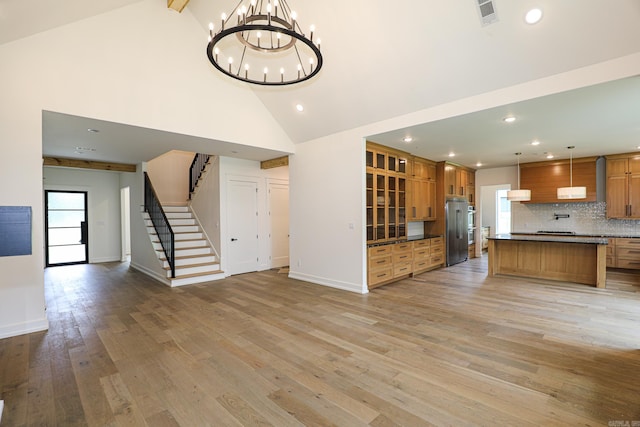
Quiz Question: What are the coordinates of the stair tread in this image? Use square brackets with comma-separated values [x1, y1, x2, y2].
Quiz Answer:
[170, 270, 224, 280]
[165, 261, 220, 271]
[160, 253, 215, 261]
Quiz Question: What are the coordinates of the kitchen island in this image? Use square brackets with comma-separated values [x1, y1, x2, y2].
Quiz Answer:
[487, 234, 608, 288]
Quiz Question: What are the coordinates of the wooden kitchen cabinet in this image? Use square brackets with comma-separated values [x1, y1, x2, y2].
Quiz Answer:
[366, 142, 407, 243]
[408, 156, 437, 221]
[609, 238, 640, 269]
[605, 154, 640, 218]
[441, 162, 475, 201]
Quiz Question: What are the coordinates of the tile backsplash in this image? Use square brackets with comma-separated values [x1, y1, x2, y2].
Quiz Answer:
[511, 202, 640, 236]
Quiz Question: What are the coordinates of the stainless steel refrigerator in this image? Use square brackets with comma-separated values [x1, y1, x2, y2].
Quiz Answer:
[445, 198, 469, 266]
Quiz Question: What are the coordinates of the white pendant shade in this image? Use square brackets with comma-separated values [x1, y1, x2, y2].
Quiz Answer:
[556, 146, 586, 200]
[507, 189, 531, 201]
[508, 152, 531, 202]
[557, 186, 587, 199]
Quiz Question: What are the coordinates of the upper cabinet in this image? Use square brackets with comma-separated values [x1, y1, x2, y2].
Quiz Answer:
[408, 157, 436, 221]
[519, 157, 598, 203]
[366, 143, 408, 243]
[441, 162, 476, 204]
[605, 154, 640, 218]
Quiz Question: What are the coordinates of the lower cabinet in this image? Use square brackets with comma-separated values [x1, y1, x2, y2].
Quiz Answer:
[367, 237, 444, 289]
[609, 238, 640, 269]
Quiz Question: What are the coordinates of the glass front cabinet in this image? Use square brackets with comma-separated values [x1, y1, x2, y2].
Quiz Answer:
[366, 143, 407, 243]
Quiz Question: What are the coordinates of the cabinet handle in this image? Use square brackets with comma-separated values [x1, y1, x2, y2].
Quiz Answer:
[377, 273, 387, 278]
[413, 206, 416, 217]
[428, 207, 432, 218]
[376, 260, 386, 264]
[461, 186, 464, 195]
[449, 185, 454, 194]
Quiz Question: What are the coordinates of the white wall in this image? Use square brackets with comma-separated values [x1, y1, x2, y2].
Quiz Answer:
[289, 135, 367, 293]
[190, 156, 222, 258]
[147, 150, 194, 205]
[0, 0, 294, 338]
[43, 167, 124, 263]
[218, 157, 289, 274]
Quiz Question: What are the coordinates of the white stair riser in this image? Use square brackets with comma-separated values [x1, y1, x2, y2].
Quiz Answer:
[163, 256, 217, 268]
[152, 241, 208, 251]
[175, 232, 204, 240]
[162, 206, 189, 213]
[146, 228, 203, 241]
[167, 264, 220, 278]
[165, 212, 193, 219]
[175, 247, 212, 257]
[168, 219, 197, 226]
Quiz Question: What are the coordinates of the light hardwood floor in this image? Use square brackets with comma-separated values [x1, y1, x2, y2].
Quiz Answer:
[1, 256, 640, 426]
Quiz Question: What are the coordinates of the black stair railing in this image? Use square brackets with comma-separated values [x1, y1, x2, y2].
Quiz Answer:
[144, 172, 175, 278]
[189, 153, 211, 198]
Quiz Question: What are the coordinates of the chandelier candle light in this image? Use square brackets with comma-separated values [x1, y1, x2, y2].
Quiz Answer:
[207, 0, 323, 86]
[507, 152, 531, 202]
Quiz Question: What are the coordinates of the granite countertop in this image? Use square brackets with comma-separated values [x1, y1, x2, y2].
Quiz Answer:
[490, 233, 608, 245]
[368, 235, 443, 248]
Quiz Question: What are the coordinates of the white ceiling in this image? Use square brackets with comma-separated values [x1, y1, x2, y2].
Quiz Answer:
[4, 0, 640, 167]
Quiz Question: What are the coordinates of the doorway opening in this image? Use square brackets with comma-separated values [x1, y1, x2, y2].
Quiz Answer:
[45, 190, 88, 266]
[496, 189, 511, 234]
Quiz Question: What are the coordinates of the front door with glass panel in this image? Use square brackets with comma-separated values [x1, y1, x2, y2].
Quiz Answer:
[45, 190, 88, 266]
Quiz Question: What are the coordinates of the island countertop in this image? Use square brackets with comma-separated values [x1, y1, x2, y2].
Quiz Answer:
[488, 234, 607, 288]
[490, 233, 608, 245]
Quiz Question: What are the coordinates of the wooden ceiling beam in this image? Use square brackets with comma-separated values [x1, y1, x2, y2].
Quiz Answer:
[261, 156, 289, 169]
[167, 0, 190, 13]
[43, 157, 137, 173]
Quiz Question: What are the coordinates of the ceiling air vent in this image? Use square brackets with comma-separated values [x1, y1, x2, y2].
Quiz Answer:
[476, 0, 499, 26]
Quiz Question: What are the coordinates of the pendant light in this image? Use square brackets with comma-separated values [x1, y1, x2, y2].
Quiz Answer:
[557, 146, 587, 199]
[507, 152, 531, 201]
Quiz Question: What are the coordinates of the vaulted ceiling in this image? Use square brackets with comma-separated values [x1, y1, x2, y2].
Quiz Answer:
[4, 0, 640, 168]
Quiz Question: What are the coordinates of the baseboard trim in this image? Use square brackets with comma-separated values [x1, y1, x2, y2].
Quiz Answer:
[90, 256, 122, 264]
[287, 271, 367, 294]
[129, 262, 170, 286]
[0, 316, 49, 340]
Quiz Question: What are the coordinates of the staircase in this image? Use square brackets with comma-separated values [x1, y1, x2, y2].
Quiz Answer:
[144, 205, 224, 287]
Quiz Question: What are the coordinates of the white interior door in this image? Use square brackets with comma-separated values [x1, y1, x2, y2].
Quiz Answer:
[268, 182, 289, 268]
[227, 179, 259, 275]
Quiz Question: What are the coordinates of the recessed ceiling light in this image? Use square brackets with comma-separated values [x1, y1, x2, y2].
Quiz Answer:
[448, 152, 455, 158]
[476, 162, 483, 168]
[503, 116, 516, 123]
[636, 146, 640, 150]
[546, 154, 554, 159]
[525, 8, 543, 25]
[296, 104, 304, 112]
[531, 140, 540, 146]
[87, 128, 99, 133]
[402, 136, 413, 143]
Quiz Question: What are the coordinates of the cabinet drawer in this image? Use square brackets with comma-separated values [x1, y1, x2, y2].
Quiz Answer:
[413, 240, 430, 248]
[394, 261, 413, 277]
[393, 252, 413, 263]
[368, 245, 392, 256]
[616, 238, 640, 248]
[607, 256, 615, 268]
[413, 248, 430, 259]
[606, 245, 615, 257]
[430, 244, 443, 255]
[369, 267, 393, 285]
[431, 254, 444, 265]
[369, 255, 392, 269]
[616, 247, 640, 258]
[393, 243, 413, 253]
[430, 237, 443, 246]
[413, 259, 430, 272]
[616, 258, 640, 270]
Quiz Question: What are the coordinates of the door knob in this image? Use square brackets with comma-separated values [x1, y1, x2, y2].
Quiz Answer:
[231, 238, 238, 241]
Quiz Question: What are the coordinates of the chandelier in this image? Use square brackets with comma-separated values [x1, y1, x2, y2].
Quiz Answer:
[206, 0, 323, 86]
